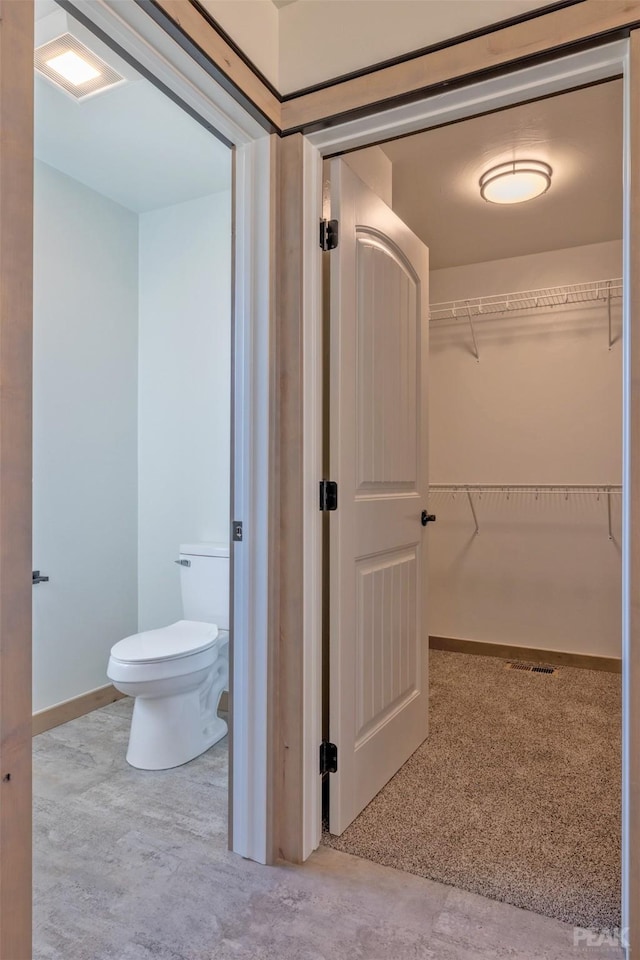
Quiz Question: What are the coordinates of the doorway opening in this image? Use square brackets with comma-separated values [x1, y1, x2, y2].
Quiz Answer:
[321, 78, 623, 933]
[32, 0, 235, 949]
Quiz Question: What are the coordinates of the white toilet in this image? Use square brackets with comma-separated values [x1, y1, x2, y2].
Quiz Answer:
[107, 543, 230, 770]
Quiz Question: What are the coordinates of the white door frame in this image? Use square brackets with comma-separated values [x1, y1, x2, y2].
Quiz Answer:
[71, 0, 274, 864]
[301, 38, 632, 930]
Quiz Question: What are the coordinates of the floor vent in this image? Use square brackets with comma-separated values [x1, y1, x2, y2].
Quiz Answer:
[506, 661, 558, 676]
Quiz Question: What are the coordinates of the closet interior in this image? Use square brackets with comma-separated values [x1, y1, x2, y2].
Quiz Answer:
[323, 78, 623, 931]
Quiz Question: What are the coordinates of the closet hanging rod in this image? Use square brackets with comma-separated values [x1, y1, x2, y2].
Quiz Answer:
[429, 484, 622, 539]
[430, 484, 622, 493]
[429, 278, 622, 323]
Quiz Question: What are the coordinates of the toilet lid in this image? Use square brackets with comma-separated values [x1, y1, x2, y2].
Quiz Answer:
[110, 620, 219, 664]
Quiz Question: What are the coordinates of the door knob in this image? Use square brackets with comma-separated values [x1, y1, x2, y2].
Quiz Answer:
[421, 511, 436, 526]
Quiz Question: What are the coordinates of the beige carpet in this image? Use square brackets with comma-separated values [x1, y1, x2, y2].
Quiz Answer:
[323, 650, 621, 929]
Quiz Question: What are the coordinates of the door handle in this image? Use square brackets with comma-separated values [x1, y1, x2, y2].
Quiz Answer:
[421, 511, 436, 526]
[32, 570, 50, 585]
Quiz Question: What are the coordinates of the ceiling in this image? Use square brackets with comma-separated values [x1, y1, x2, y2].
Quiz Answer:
[35, 2, 231, 213]
[381, 80, 623, 270]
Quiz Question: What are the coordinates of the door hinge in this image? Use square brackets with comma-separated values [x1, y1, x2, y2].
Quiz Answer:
[320, 741, 338, 775]
[232, 521, 243, 542]
[320, 218, 339, 251]
[319, 480, 338, 512]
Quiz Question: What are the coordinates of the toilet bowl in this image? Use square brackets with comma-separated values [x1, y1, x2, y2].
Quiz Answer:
[107, 542, 231, 770]
[108, 620, 229, 770]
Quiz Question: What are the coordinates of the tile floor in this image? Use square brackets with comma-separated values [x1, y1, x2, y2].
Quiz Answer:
[33, 698, 624, 960]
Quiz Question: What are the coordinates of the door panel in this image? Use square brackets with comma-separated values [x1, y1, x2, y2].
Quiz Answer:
[329, 159, 430, 836]
[356, 547, 418, 743]
[0, 2, 34, 957]
[356, 231, 418, 491]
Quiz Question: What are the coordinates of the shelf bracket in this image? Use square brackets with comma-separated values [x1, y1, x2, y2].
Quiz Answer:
[607, 487, 613, 541]
[466, 307, 480, 362]
[466, 488, 479, 535]
[608, 282, 613, 351]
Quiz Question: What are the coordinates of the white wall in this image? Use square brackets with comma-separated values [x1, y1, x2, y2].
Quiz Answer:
[344, 146, 392, 207]
[33, 161, 139, 712]
[138, 191, 232, 631]
[428, 240, 622, 657]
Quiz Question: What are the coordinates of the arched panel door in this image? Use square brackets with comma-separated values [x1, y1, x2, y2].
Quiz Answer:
[329, 159, 430, 835]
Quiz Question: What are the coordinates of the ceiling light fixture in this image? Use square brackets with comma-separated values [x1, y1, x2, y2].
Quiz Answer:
[479, 160, 552, 205]
[46, 50, 100, 87]
[35, 33, 125, 100]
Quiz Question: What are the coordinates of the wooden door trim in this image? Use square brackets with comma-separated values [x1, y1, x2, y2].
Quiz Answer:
[273, 133, 305, 861]
[271, 133, 323, 863]
[0, 1, 34, 957]
[278, 0, 584, 102]
[147, 0, 282, 131]
[146, 1, 640, 135]
[281, 0, 640, 131]
[626, 28, 640, 953]
[153, 0, 582, 117]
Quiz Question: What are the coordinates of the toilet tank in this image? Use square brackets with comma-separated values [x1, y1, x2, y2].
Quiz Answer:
[179, 542, 229, 629]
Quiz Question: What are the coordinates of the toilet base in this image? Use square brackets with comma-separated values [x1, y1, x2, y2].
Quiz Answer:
[125, 658, 228, 770]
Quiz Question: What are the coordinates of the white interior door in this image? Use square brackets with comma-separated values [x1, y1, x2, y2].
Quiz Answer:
[328, 159, 430, 836]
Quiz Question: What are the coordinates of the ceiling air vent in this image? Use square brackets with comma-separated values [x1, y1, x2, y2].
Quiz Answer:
[35, 33, 125, 101]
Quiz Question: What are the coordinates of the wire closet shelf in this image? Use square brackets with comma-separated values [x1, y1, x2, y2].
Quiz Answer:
[429, 483, 622, 540]
[428, 278, 622, 323]
[428, 278, 622, 360]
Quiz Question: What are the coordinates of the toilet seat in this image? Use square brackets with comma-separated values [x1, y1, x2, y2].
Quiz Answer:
[110, 620, 219, 665]
[106, 625, 229, 770]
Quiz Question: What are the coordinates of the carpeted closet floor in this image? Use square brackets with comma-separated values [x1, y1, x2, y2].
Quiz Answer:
[323, 649, 621, 930]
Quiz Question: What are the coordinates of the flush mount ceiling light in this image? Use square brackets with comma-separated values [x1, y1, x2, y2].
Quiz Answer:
[46, 50, 100, 86]
[479, 160, 552, 205]
[35, 33, 125, 101]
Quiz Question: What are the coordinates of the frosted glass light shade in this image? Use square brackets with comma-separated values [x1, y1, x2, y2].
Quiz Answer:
[479, 160, 552, 204]
[46, 51, 100, 86]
